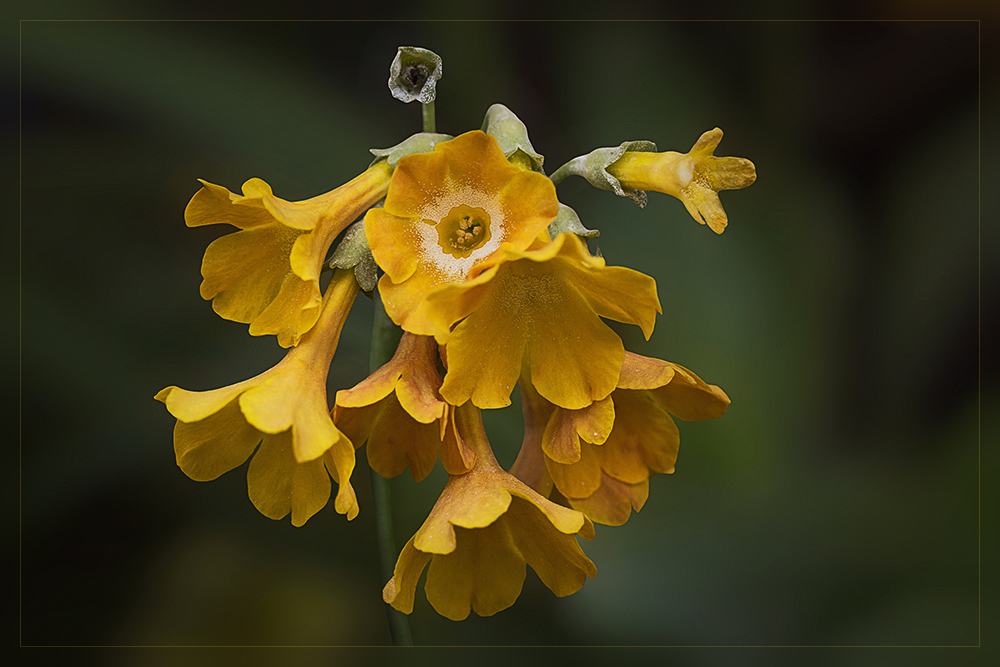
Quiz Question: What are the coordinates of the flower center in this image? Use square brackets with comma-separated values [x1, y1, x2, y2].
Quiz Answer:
[437, 205, 492, 258]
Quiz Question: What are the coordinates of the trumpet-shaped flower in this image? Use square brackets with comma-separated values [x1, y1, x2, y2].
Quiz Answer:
[155, 269, 362, 524]
[383, 403, 596, 621]
[512, 352, 730, 526]
[430, 232, 660, 411]
[334, 332, 474, 481]
[607, 128, 756, 234]
[365, 130, 559, 337]
[186, 162, 392, 347]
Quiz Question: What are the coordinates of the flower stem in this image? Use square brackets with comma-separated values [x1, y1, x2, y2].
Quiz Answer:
[549, 156, 583, 186]
[368, 290, 413, 647]
[422, 100, 436, 133]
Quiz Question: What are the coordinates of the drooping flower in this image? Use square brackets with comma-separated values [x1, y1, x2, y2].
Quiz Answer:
[511, 352, 730, 526]
[365, 130, 559, 337]
[383, 403, 596, 621]
[186, 161, 392, 347]
[607, 128, 756, 234]
[334, 332, 474, 480]
[155, 269, 362, 524]
[429, 232, 660, 411]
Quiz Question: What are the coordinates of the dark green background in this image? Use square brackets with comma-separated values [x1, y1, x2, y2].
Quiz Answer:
[20, 20, 988, 648]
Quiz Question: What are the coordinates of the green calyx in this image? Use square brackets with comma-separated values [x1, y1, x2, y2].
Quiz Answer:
[329, 219, 378, 292]
[548, 203, 599, 240]
[481, 104, 545, 173]
[550, 140, 657, 208]
[370, 132, 454, 167]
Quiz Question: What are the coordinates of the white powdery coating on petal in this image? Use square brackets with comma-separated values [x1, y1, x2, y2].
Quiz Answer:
[677, 159, 695, 188]
[414, 182, 509, 282]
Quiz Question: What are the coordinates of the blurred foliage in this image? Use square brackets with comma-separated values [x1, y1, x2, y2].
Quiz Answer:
[19, 20, 986, 649]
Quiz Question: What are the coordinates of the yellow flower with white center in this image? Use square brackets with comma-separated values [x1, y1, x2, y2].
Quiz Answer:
[607, 128, 756, 234]
[429, 232, 660, 411]
[364, 130, 559, 337]
[382, 403, 596, 621]
[155, 269, 362, 525]
[187, 162, 392, 347]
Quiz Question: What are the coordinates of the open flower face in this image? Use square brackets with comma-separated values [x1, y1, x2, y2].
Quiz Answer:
[155, 270, 362, 524]
[607, 128, 756, 234]
[430, 232, 661, 411]
[513, 352, 730, 526]
[365, 131, 559, 337]
[382, 403, 596, 621]
[187, 162, 391, 347]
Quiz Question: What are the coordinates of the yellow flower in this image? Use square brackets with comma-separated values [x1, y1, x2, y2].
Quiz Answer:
[365, 130, 559, 337]
[382, 403, 597, 621]
[334, 332, 475, 481]
[429, 232, 660, 410]
[511, 352, 730, 526]
[607, 128, 756, 234]
[154, 269, 362, 525]
[186, 161, 392, 347]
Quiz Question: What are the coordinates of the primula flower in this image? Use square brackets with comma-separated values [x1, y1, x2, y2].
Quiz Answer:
[383, 403, 597, 621]
[155, 269, 362, 524]
[334, 332, 474, 481]
[511, 352, 730, 526]
[607, 128, 756, 234]
[429, 232, 661, 411]
[365, 130, 559, 337]
[186, 162, 392, 347]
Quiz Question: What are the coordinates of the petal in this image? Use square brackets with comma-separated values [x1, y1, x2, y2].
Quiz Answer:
[364, 394, 441, 482]
[617, 351, 676, 391]
[650, 363, 731, 421]
[526, 283, 625, 409]
[569, 475, 649, 527]
[598, 390, 679, 483]
[439, 403, 476, 475]
[563, 261, 661, 343]
[424, 521, 526, 621]
[383, 536, 433, 614]
[365, 209, 422, 286]
[184, 179, 273, 230]
[156, 382, 252, 424]
[172, 397, 261, 481]
[338, 332, 443, 424]
[546, 442, 603, 500]
[325, 438, 359, 520]
[246, 271, 323, 348]
[681, 184, 728, 234]
[413, 468, 512, 555]
[506, 497, 597, 596]
[247, 430, 332, 527]
[541, 395, 615, 465]
[438, 278, 529, 408]
[198, 224, 299, 324]
[383, 148, 449, 218]
[689, 127, 723, 156]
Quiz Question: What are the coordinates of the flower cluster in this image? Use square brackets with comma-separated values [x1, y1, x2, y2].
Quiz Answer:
[157, 49, 754, 623]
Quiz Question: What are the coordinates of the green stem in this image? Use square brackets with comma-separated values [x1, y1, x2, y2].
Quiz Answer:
[422, 100, 436, 134]
[549, 156, 583, 186]
[368, 290, 412, 647]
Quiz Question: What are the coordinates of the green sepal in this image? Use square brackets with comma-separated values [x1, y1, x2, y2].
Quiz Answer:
[370, 132, 454, 167]
[481, 104, 545, 173]
[388, 47, 443, 104]
[329, 219, 378, 292]
[548, 203, 599, 240]
[555, 140, 657, 208]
